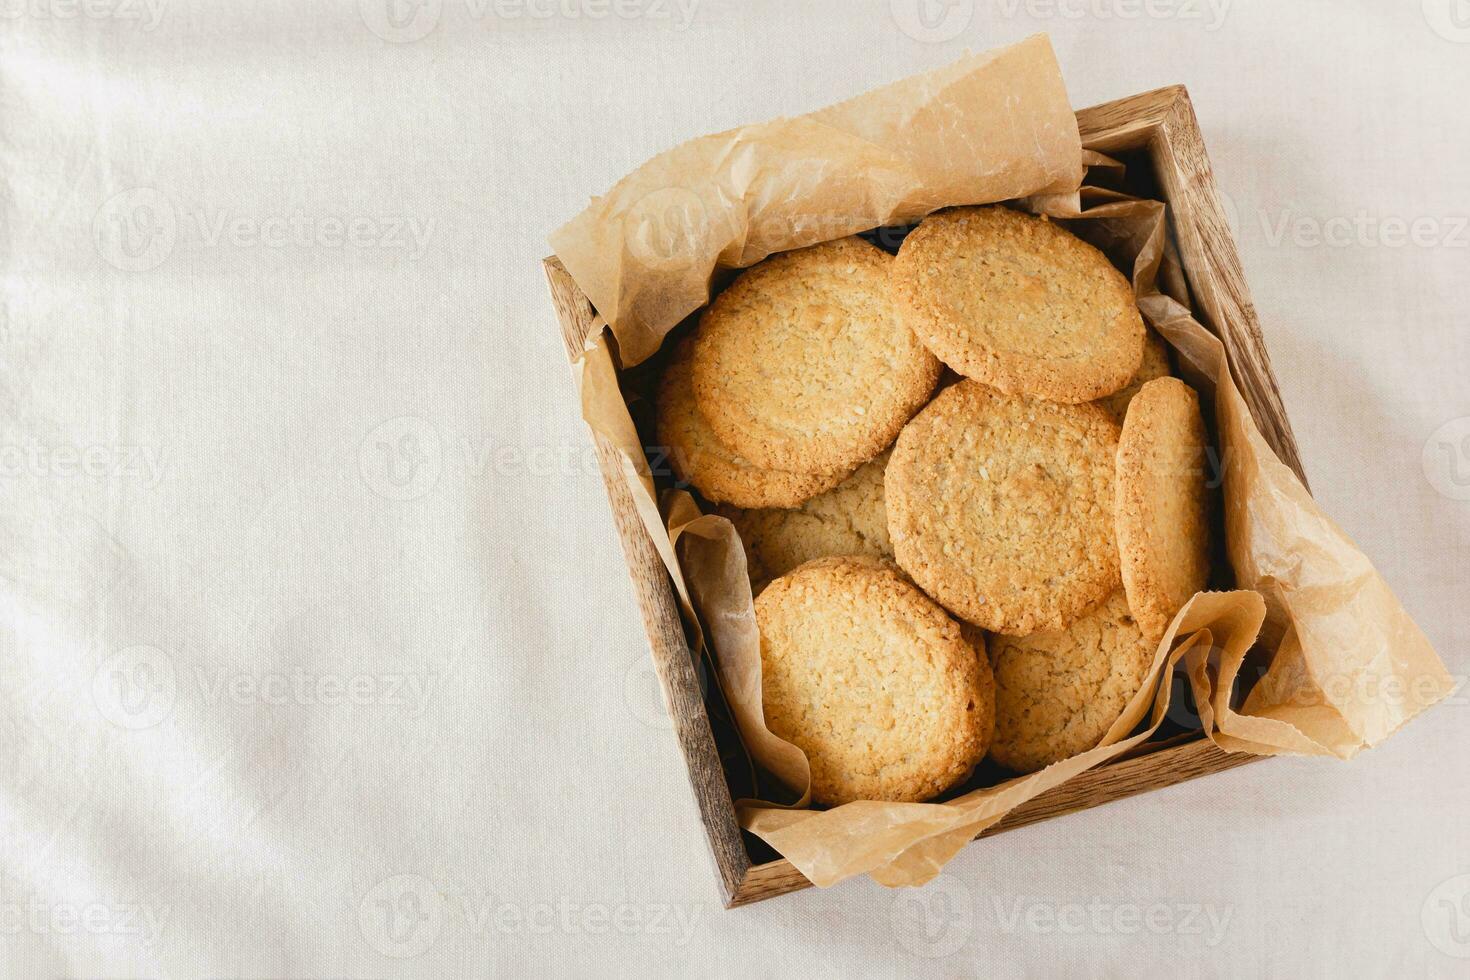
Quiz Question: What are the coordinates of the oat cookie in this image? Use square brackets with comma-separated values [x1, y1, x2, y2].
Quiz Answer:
[720, 451, 891, 592]
[989, 591, 1155, 774]
[886, 380, 1121, 635]
[892, 206, 1145, 403]
[1115, 377, 1212, 642]
[756, 556, 993, 805]
[691, 238, 941, 474]
[1096, 328, 1172, 423]
[655, 338, 848, 508]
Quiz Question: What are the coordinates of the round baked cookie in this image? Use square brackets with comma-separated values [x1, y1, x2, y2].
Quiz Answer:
[989, 591, 1155, 773]
[756, 556, 993, 805]
[891, 206, 1146, 404]
[886, 380, 1121, 636]
[655, 338, 848, 508]
[1096, 328, 1172, 423]
[720, 451, 891, 592]
[691, 237, 941, 474]
[1115, 377, 1212, 642]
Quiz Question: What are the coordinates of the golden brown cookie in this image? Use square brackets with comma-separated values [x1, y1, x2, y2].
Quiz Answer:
[887, 380, 1121, 636]
[691, 238, 941, 474]
[655, 338, 849, 508]
[720, 451, 891, 592]
[989, 591, 1155, 774]
[1096, 328, 1172, 423]
[1115, 377, 1212, 642]
[756, 556, 993, 805]
[891, 206, 1146, 404]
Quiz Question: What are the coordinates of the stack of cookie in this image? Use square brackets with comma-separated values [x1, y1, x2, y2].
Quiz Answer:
[655, 206, 1212, 806]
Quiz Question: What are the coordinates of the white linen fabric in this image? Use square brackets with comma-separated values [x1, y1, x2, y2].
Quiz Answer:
[1, 1, 1467, 975]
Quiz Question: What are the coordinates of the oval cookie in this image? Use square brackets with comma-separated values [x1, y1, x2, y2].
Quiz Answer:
[989, 591, 1155, 773]
[720, 451, 891, 593]
[655, 338, 848, 508]
[886, 380, 1121, 635]
[1096, 328, 1172, 423]
[892, 206, 1145, 404]
[691, 238, 941, 474]
[1115, 376, 1212, 642]
[756, 557, 993, 805]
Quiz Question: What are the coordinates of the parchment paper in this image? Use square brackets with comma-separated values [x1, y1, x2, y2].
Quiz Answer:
[550, 34, 1083, 367]
[558, 36, 1454, 890]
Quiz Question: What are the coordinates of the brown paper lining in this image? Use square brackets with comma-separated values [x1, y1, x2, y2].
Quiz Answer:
[551, 34, 1083, 368]
[559, 36, 1454, 890]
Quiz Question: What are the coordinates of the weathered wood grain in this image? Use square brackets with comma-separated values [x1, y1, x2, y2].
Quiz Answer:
[545, 258, 752, 906]
[1147, 90, 1308, 484]
[1073, 85, 1181, 155]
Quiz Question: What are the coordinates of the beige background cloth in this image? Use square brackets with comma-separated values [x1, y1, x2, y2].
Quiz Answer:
[1, 1, 1466, 975]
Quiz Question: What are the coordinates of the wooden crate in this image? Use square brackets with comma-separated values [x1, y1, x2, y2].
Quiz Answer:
[544, 85, 1307, 908]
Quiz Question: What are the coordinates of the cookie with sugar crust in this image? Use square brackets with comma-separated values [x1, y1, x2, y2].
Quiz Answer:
[886, 380, 1122, 636]
[655, 337, 849, 508]
[1114, 376, 1212, 642]
[719, 450, 892, 594]
[892, 205, 1145, 404]
[1096, 328, 1173, 424]
[691, 237, 941, 475]
[755, 556, 993, 806]
[989, 590, 1155, 774]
